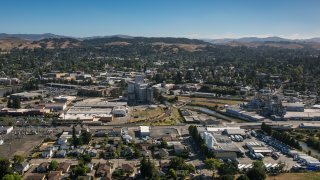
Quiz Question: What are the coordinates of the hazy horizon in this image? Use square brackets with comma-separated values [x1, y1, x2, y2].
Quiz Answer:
[1, 0, 320, 39]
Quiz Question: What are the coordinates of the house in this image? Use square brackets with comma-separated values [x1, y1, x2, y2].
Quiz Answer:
[77, 176, 92, 180]
[174, 144, 187, 155]
[55, 150, 67, 158]
[37, 162, 49, 173]
[42, 149, 53, 158]
[59, 144, 70, 150]
[57, 137, 68, 145]
[121, 163, 135, 176]
[86, 163, 94, 172]
[158, 148, 169, 159]
[105, 145, 116, 158]
[96, 163, 112, 178]
[87, 149, 98, 157]
[69, 148, 84, 157]
[48, 171, 62, 180]
[14, 161, 30, 174]
[58, 162, 71, 174]
[25, 173, 46, 180]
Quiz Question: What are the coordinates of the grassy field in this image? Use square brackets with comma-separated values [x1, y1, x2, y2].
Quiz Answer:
[179, 96, 245, 109]
[144, 106, 183, 126]
[267, 173, 320, 180]
[130, 106, 164, 123]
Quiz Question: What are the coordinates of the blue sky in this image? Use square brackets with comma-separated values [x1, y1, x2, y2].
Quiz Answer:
[0, 0, 319, 39]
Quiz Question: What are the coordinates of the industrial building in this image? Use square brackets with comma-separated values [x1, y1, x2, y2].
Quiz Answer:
[77, 86, 110, 97]
[127, 75, 154, 105]
[201, 131, 245, 156]
[10, 92, 43, 101]
[53, 95, 76, 103]
[226, 108, 265, 121]
[282, 102, 305, 112]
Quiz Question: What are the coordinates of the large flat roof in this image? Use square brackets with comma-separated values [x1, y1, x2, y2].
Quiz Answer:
[140, 126, 150, 133]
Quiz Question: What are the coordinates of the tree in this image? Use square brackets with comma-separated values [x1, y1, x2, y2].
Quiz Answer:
[0, 158, 12, 179]
[204, 158, 221, 177]
[160, 140, 168, 148]
[237, 175, 250, 180]
[73, 165, 86, 177]
[80, 131, 92, 145]
[220, 175, 235, 180]
[246, 161, 266, 180]
[217, 162, 238, 176]
[79, 154, 92, 164]
[2, 174, 22, 180]
[72, 126, 79, 148]
[11, 97, 21, 109]
[49, 160, 59, 171]
[168, 168, 177, 179]
[13, 155, 24, 164]
[7, 99, 12, 108]
[140, 157, 158, 179]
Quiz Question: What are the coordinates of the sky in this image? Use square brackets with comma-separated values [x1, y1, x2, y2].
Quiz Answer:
[0, 0, 320, 39]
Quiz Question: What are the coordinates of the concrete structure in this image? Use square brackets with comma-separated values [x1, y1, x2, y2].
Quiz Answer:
[127, 74, 154, 105]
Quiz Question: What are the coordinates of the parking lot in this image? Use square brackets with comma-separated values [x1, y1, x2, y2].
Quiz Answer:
[233, 133, 297, 171]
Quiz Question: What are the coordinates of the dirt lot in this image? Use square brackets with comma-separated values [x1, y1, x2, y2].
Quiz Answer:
[0, 135, 44, 159]
[266, 173, 320, 180]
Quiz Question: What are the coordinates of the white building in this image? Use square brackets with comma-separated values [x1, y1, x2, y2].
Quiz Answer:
[140, 126, 150, 138]
[0, 126, 13, 134]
